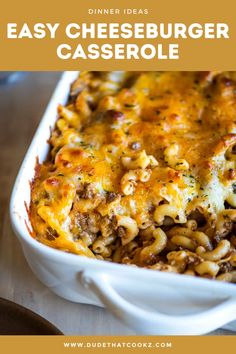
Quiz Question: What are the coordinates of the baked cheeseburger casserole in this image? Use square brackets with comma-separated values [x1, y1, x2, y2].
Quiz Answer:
[30, 71, 236, 282]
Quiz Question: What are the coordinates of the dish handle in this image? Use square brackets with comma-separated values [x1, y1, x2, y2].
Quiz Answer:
[81, 270, 236, 335]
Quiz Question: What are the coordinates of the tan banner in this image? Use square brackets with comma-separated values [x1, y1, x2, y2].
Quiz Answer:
[0, 336, 236, 354]
[0, 0, 236, 70]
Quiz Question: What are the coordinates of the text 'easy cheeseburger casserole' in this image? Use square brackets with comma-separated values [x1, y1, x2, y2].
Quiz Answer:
[30, 71, 236, 283]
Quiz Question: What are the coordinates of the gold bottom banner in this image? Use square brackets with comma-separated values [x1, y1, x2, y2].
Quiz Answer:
[0, 336, 235, 354]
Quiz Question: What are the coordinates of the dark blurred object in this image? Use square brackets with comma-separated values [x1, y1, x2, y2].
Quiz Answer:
[0, 297, 63, 335]
[0, 72, 26, 85]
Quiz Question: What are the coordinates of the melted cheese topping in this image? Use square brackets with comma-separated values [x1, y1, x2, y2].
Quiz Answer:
[30, 71, 236, 281]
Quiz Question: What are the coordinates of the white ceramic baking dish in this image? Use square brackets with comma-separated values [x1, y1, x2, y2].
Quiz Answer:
[10, 71, 236, 335]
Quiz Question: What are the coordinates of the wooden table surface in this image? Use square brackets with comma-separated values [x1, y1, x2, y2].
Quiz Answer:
[0, 72, 233, 335]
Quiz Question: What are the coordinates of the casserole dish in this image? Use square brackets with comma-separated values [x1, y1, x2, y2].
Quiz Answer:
[10, 71, 236, 335]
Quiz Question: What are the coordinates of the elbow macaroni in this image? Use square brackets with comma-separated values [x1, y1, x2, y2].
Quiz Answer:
[140, 228, 167, 263]
[164, 143, 189, 171]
